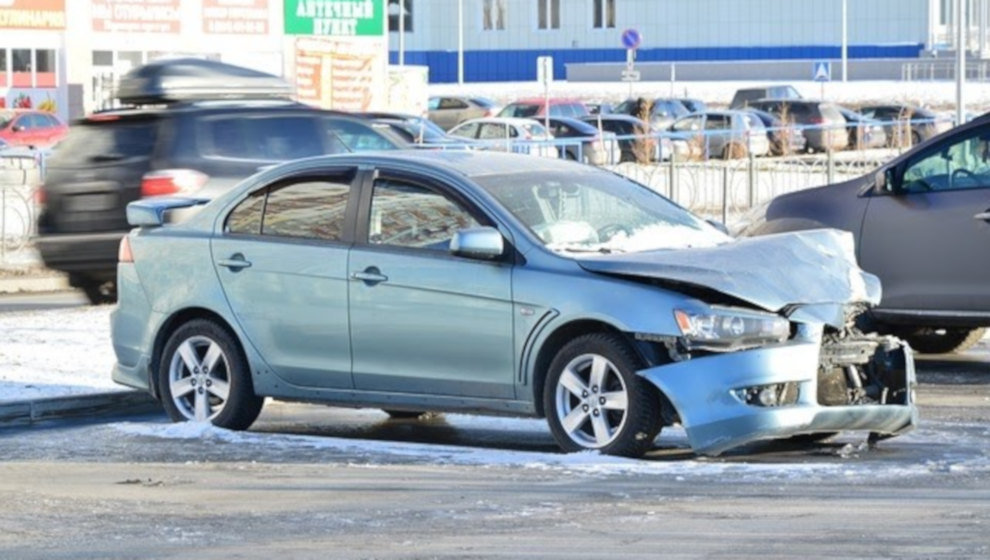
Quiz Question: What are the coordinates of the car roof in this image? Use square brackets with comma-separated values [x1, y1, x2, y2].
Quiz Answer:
[287, 150, 585, 180]
[456, 117, 545, 126]
[508, 98, 585, 105]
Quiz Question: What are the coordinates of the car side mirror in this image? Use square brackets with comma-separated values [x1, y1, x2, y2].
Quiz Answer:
[450, 227, 504, 260]
[12, 125, 25, 133]
[877, 168, 896, 194]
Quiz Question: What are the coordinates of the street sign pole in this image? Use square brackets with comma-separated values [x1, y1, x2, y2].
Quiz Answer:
[620, 29, 642, 98]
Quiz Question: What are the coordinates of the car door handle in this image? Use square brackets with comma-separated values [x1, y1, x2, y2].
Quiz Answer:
[217, 254, 252, 270]
[351, 267, 388, 285]
[974, 211, 990, 221]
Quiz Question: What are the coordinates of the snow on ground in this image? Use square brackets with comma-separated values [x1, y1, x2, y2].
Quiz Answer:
[429, 79, 990, 114]
[0, 305, 120, 402]
[111, 416, 990, 480]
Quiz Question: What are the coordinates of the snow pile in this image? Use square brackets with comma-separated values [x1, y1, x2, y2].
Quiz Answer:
[0, 305, 120, 402]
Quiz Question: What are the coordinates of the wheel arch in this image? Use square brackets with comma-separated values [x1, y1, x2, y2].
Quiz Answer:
[148, 307, 243, 400]
[530, 318, 670, 418]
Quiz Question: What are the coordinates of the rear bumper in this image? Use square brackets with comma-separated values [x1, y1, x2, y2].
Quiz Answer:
[35, 231, 124, 278]
[639, 339, 918, 456]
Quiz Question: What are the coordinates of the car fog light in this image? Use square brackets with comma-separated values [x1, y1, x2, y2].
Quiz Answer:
[733, 382, 800, 407]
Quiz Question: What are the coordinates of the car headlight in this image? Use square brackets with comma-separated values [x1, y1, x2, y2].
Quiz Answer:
[674, 308, 790, 352]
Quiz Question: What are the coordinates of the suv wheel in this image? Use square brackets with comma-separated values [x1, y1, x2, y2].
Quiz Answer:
[71, 275, 117, 305]
[897, 327, 985, 355]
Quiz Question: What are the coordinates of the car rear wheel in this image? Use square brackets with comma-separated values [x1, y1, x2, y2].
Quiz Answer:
[544, 333, 662, 458]
[897, 327, 986, 355]
[158, 319, 263, 430]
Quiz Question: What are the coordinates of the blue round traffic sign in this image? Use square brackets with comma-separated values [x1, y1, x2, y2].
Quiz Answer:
[621, 28, 641, 50]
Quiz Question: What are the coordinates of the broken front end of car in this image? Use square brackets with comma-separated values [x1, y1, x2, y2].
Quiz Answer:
[586, 230, 919, 455]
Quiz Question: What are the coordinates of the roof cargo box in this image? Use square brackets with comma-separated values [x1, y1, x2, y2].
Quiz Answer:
[116, 58, 294, 105]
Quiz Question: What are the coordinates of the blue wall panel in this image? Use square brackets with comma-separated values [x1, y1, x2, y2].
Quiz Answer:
[390, 44, 923, 83]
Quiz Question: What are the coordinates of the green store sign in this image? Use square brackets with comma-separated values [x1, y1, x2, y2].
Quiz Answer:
[285, 0, 384, 37]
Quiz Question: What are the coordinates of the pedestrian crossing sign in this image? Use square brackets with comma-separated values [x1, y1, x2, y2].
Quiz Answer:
[813, 61, 831, 82]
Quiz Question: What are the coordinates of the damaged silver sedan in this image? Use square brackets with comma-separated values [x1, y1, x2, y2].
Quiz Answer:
[111, 151, 917, 458]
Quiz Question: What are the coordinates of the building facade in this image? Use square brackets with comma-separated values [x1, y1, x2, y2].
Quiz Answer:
[387, 0, 988, 82]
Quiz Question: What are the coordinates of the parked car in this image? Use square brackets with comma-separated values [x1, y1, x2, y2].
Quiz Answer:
[35, 58, 403, 305]
[357, 111, 476, 149]
[586, 101, 614, 115]
[0, 109, 68, 148]
[427, 96, 500, 130]
[498, 98, 590, 119]
[579, 114, 672, 162]
[746, 99, 849, 152]
[667, 110, 771, 159]
[737, 112, 990, 354]
[676, 98, 707, 113]
[857, 104, 952, 147]
[544, 116, 620, 165]
[745, 108, 808, 155]
[613, 97, 689, 130]
[837, 106, 888, 150]
[729, 85, 802, 109]
[448, 117, 558, 158]
[111, 150, 917, 458]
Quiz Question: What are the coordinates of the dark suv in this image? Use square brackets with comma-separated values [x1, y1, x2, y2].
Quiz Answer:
[738, 113, 990, 354]
[35, 59, 402, 303]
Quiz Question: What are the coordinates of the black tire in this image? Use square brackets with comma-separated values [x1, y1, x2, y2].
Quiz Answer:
[72, 275, 116, 305]
[899, 327, 985, 355]
[543, 333, 662, 458]
[382, 409, 425, 419]
[158, 319, 263, 430]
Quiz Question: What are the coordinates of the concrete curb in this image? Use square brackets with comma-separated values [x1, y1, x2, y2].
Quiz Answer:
[0, 391, 160, 427]
[0, 274, 71, 295]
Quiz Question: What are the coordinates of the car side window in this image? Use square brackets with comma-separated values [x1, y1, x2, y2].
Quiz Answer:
[673, 116, 701, 132]
[225, 174, 353, 240]
[478, 123, 507, 139]
[705, 115, 729, 130]
[449, 122, 479, 138]
[368, 178, 480, 251]
[428, 97, 440, 110]
[901, 133, 990, 193]
[326, 118, 397, 152]
[201, 115, 324, 161]
[439, 98, 468, 110]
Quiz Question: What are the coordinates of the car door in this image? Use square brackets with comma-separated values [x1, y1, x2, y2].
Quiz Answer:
[348, 171, 516, 399]
[212, 167, 358, 389]
[860, 128, 990, 313]
[437, 97, 469, 130]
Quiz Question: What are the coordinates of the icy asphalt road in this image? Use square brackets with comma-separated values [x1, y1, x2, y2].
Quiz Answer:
[0, 304, 988, 558]
[0, 371, 988, 559]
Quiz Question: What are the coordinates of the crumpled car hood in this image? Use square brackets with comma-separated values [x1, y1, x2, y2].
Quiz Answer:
[577, 229, 881, 313]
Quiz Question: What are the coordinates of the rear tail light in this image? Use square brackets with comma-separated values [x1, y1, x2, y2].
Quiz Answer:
[810, 117, 825, 125]
[140, 169, 208, 198]
[483, 108, 496, 118]
[118, 236, 133, 263]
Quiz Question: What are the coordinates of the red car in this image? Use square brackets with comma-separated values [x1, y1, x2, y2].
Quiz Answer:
[0, 109, 68, 148]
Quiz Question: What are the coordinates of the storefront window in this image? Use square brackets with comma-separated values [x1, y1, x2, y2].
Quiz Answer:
[36, 49, 56, 87]
[483, 0, 506, 31]
[537, 0, 560, 30]
[0, 49, 7, 87]
[12, 49, 31, 87]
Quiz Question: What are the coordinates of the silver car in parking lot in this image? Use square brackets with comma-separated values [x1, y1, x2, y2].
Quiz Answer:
[111, 152, 917, 457]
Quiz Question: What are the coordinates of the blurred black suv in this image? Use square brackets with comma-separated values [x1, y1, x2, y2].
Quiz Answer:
[36, 59, 401, 303]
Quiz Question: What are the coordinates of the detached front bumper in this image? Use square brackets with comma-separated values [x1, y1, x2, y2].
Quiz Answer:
[638, 338, 918, 456]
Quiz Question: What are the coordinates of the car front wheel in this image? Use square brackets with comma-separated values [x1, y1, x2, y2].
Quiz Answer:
[544, 333, 662, 458]
[158, 319, 263, 430]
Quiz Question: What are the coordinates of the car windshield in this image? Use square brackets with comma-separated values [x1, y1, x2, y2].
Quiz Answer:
[475, 169, 730, 253]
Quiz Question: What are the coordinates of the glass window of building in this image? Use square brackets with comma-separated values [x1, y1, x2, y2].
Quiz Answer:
[538, 0, 560, 30]
[388, 0, 413, 32]
[483, 0, 506, 30]
[594, 0, 616, 29]
[36, 49, 56, 87]
[0, 49, 7, 87]
[12, 49, 31, 87]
